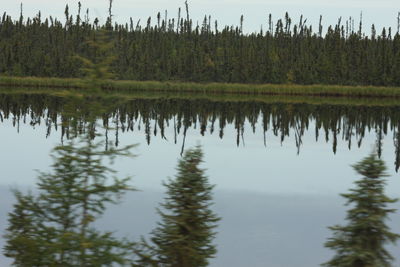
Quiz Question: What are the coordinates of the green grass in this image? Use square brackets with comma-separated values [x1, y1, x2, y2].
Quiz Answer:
[2, 87, 400, 108]
[2, 75, 400, 98]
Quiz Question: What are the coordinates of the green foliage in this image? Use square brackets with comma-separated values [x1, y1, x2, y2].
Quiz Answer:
[1, 4, 400, 86]
[137, 146, 220, 266]
[3, 191, 50, 266]
[3, 130, 136, 266]
[323, 153, 400, 267]
[4, 76, 400, 98]
[75, 29, 116, 83]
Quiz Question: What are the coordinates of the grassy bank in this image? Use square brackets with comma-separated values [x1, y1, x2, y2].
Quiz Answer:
[2, 76, 400, 98]
[2, 87, 400, 108]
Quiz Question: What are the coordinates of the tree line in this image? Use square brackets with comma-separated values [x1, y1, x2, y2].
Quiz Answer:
[1, 3, 400, 85]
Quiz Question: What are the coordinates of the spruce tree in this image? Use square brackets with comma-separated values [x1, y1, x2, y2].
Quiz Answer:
[3, 130, 136, 266]
[75, 28, 116, 84]
[143, 146, 220, 267]
[3, 191, 50, 267]
[323, 153, 400, 267]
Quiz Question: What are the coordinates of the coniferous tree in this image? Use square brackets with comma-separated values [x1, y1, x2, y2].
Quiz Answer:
[323, 153, 400, 267]
[3, 190, 49, 266]
[3, 130, 136, 266]
[138, 146, 219, 267]
[75, 28, 116, 84]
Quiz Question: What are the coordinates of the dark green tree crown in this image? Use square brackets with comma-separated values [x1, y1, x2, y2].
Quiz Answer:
[323, 152, 400, 267]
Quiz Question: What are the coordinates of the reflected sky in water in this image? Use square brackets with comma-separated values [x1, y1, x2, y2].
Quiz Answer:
[1, 95, 400, 266]
[1, 110, 400, 196]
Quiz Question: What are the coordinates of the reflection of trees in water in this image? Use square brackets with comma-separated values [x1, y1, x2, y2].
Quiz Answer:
[1, 94, 400, 170]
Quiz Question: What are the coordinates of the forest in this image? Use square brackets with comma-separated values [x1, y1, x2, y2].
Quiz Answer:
[1, 2, 400, 86]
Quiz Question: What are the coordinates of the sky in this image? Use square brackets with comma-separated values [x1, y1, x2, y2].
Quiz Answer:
[2, 0, 400, 34]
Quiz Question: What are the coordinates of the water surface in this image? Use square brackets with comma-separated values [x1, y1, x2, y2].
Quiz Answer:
[1, 92, 400, 266]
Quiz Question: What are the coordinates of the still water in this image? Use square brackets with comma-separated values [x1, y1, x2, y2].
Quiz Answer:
[1, 93, 400, 266]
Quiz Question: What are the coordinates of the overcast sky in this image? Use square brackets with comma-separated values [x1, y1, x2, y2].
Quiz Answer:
[2, 0, 400, 33]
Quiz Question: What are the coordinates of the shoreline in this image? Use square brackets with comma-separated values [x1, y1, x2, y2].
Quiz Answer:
[1, 76, 400, 98]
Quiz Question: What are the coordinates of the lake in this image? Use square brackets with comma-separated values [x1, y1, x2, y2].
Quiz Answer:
[1, 92, 400, 266]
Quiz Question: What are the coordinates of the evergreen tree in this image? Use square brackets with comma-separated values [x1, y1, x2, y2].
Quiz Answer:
[3, 130, 136, 266]
[323, 153, 400, 267]
[140, 146, 219, 267]
[75, 28, 116, 85]
[3, 190, 50, 266]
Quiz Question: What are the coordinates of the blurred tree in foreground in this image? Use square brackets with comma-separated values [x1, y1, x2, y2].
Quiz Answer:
[135, 146, 220, 267]
[3, 131, 136, 266]
[323, 153, 400, 267]
[75, 29, 116, 83]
